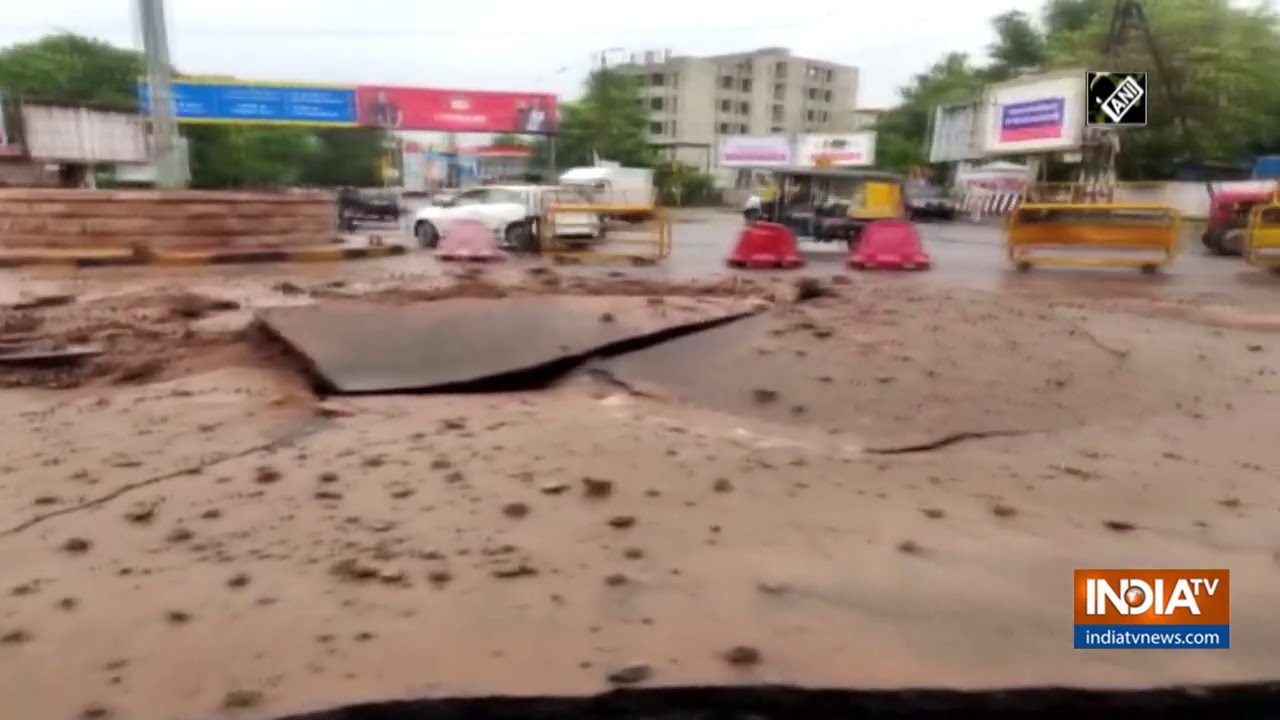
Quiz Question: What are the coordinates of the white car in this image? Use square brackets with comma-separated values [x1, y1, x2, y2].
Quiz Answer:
[410, 185, 601, 251]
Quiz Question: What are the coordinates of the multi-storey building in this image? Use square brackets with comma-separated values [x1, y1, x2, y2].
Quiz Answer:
[614, 47, 861, 170]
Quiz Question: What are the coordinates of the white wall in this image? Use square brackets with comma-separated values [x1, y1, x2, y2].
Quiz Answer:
[1114, 180, 1278, 219]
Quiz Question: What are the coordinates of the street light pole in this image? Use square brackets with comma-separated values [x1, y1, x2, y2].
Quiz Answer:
[137, 0, 184, 188]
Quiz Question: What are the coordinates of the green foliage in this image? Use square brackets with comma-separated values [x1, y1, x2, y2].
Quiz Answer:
[0, 32, 142, 106]
[0, 32, 387, 188]
[653, 161, 717, 206]
[490, 133, 528, 147]
[875, 0, 1280, 178]
[533, 69, 654, 171]
[875, 53, 986, 170]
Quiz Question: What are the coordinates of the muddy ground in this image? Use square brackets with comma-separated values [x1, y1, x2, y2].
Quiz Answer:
[1, 264, 1279, 720]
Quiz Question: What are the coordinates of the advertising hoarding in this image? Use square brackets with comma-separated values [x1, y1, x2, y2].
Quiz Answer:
[138, 79, 561, 134]
[717, 135, 792, 167]
[355, 86, 558, 134]
[20, 103, 149, 163]
[928, 101, 983, 163]
[139, 80, 358, 126]
[980, 69, 1085, 155]
[796, 132, 876, 167]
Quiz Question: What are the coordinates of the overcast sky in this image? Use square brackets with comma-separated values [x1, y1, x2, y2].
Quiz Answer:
[3, 0, 1043, 108]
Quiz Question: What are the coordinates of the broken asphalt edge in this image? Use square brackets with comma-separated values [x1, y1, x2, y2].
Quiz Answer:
[0, 244, 406, 268]
[253, 306, 762, 397]
[269, 682, 1280, 720]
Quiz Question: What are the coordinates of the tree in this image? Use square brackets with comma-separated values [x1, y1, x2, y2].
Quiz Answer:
[0, 32, 387, 188]
[1044, 0, 1280, 176]
[874, 53, 986, 171]
[874, 0, 1280, 178]
[0, 33, 142, 106]
[985, 11, 1047, 80]
[533, 69, 653, 171]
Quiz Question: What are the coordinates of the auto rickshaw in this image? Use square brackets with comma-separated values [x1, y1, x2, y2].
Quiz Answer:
[742, 166, 906, 247]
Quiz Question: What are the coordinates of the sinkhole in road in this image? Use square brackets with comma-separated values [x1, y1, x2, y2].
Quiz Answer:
[254, 295, 761, 396]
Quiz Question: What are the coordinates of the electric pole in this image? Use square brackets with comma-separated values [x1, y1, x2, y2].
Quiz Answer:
[137, 0, 185, 188]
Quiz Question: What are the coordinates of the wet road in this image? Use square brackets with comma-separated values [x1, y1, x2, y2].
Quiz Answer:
[3, 214, 1278, 309]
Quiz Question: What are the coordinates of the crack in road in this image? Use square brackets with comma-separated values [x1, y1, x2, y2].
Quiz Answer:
[864, 429, 1034, 455]
[0, 415, 330, 538]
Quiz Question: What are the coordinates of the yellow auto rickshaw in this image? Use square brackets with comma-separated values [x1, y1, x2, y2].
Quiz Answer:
[744, 166, 906, 246]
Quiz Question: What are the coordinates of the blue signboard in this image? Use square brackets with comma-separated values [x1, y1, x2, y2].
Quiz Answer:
[137, 81, 358, 126]
[1254, 155, 1280, 180]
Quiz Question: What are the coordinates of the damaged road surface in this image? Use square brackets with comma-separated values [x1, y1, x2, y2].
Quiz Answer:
[257, 296, 758, 394]
[5, 271, 1280, 720]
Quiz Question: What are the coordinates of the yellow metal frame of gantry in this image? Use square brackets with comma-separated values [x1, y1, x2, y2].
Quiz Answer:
[1244, 202, 1280, 271]
[1005, 202, 1182, 271]
[540, 203, 672, 265]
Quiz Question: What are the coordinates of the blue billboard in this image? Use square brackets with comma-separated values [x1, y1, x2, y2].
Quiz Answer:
[137, 80, 358, 126]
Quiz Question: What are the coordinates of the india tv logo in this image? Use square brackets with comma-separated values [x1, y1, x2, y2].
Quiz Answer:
[1073, 569, 1230, 649]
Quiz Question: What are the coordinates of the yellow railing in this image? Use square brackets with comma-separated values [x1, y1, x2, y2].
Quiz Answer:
[540, 203, 671, 265]
[1005, 202, 1181, 272]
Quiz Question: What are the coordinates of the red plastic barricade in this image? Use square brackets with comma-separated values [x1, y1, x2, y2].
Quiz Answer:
[726, 221, 804, 269]
[435, 219, 505, 262]
[847, 219, 930, 271]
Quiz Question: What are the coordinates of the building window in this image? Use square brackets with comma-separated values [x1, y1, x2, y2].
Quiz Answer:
[738, 101, 750, 114]
[772, 104, 784, 121]
[718, 122, 731, 134]
[825, 69, 834, 82]
[770, 126, 784, 134]
[719, 76, 733, 89]
[740, 78, 752, 92]
[821, 111, 829, 122]
[806, 109, 814, 121]
[671, 73, 679, 88]
[720, 99, 731, 112]
[668, 121, 678, 136]
[738, 123, 748, 133]
[649, 121, 664, 135]
[650, 97, 664, 111]
[824, 90, 832, 102]
[807, 88, 817, 100]
[773, 84, 785, 101]
[650, 73, 665, 86]
[775, 61, 787, 75]
[670, 96, 678, 112]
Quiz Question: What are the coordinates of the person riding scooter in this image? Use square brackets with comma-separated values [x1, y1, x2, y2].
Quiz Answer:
[744, 177, 779, 223]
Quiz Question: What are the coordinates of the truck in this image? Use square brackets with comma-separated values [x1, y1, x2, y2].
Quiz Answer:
[557, 166, 655, 223]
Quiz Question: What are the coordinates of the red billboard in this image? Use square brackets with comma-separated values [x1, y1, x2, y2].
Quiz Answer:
[356, 86, 557, 134]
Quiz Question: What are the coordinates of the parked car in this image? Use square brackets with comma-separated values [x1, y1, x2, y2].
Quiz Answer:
[410, 185, 601, 253]
[337, 187, 401, 231]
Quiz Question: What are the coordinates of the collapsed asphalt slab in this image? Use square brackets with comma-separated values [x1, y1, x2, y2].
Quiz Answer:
[256, 296, 758, 394]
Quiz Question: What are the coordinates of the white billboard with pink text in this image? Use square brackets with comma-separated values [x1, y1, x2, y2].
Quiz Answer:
[717, 135, 792, 167]
[981, 69, 1086, 155]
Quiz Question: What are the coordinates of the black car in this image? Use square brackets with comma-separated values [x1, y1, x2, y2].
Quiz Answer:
[337, 187, 401, 231]
[905, 183, 957, 222]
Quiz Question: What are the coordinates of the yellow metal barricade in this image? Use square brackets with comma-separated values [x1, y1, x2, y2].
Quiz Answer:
[1244, 202, 1280, 272]
[540, 203, 671, 265]
[1005, 203, 1181, 272]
